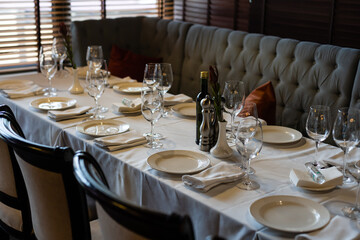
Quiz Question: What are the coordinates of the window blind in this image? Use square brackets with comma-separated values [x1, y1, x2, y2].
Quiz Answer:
[0, 0, 38, 73]
[0, 0, 172, 74]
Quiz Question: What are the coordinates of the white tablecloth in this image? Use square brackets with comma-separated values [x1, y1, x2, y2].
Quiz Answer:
[1, 72, 359, 240]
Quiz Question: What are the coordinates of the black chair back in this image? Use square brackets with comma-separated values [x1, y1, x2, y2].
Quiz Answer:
[73, 150, 195, 240]
[0, 105, 32, 239]
[0, 110, 91, 240]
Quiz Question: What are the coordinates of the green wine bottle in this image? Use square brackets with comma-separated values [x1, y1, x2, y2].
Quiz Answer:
[196, 71, 208, 145]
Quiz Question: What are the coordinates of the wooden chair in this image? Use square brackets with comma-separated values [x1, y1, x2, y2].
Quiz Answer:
[0, 105, 33, 239]
[73, 150, 196, 240]
[0, 110, 101, 240]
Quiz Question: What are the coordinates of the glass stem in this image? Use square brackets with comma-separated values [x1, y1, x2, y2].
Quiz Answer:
[150, 121, 155, 145]
[48, 76, 52, 94]
[343, 148, 349, 180]
[59, 60, 64, 71]
[230, 111, 235, 139]
[94, 98, 99, 118]
[314, 140, 320, 166]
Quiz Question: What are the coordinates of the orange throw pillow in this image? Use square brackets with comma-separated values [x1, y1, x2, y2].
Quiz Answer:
[244, 81, 276, 125]
[108, 45, 162, 82]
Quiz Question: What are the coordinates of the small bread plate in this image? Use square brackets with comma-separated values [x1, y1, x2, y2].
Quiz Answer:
[172, 103, 196, 118]
[76, 119, 130, 137]
[250, 195, 330, 233]
[289, 178, 337, 192]
[0, 79, 34, 90]
[113, 82, 144, 94]
[30, 97, 77, 111]
[147, 150, 210, 174]
[259, 125, 302, 144]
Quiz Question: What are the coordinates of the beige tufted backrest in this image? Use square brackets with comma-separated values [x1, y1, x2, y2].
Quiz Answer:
[71, 17, 192, 94]
[180, 24, 360, 134]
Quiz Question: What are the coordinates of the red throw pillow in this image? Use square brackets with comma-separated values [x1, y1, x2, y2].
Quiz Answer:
[108, 45, 162, 82]
[244, 81, 276, 125]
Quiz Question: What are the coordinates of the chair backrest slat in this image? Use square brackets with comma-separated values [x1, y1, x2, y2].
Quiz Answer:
[0, 105, 32, 239]
[73, 151, 195, 240]
[0, 109, 91, 240]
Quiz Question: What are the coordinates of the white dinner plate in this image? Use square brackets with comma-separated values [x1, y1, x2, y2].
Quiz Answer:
[250, 195, 330, 233]
[259, 125, 302, 144]
[76, 119, 130, 137]
[172, 103, 196, 118]
[0, 79, 33, 90]
[147, 150, 210, 174]
[113, 82, 144, 94]
[30, 97, 77, 111]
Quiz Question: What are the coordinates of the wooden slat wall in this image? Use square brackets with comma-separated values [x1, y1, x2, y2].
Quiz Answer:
[174, 0, 360, 49]
[263, 0, 332, 44]
[332, 0, 360, 49]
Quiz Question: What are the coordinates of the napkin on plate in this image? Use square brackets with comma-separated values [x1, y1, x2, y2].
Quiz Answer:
[1, 84, 43, 99]
[295, 215, 360, 240]
[112, 98, 142, 113]
[289, 167, 343, 189]
[164, 94, 193, 106]
[107, 76, 137, 87]
[48, 106, 92, 121]
[182, 162, 244, 192]
[94, 130, 147, 151]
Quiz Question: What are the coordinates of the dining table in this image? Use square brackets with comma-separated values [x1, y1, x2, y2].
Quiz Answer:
[0, 71, 359, 240]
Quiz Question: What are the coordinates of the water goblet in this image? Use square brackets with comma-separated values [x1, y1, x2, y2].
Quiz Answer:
[52, 37, 68, 77]
[143, 63, 163, 139]
[39, 46, 57, 97]
[86, 45, 103, 72]
[235, 101, 259, 173]
[306, 105, 331, 167]
[85, 70, 105, 119]
[342, 163, 360, 219]
[222, 80, 245, 142]
[156, 63, 173, 117]
[143, 63, 161, 88]
[333, 107, 360, 185]
[235, 114, 263, 190]
[141, 86, 163, 149]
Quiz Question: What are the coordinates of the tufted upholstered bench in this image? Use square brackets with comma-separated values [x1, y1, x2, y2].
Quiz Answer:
[71, 16, 360, 137]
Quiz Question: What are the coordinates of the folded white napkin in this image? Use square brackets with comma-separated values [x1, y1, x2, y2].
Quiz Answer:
[295, 215, 360, 240]
[1, 85, 43, 99]
[112, 98, 142, 113]
[289, 167, 343, 189]
[94, 130, 147, 151]
[48, 106, 92, 121]
[107, 76, 137, 87]
[182, 162, 244, 192]
[164, 94, 193, 106]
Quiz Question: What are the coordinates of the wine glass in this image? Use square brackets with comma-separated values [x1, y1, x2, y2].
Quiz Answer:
[235, 104, 263, 190]
[235, 102, 259, 173]
[222, 80, 245, 142]
[52, 37, 68, 77]
[141, 85, 163, 149]
[85, 70, 105, 119]
[305, 105, 331, 167]
[86, 46, 103, 72]
[333, 107, 360, 185]
[143, 63, 161, 88]
[156, 63, 173, 117]
[39, 46, 57, 97]
[143, 63, 163, 139]
[342, 164, 360, 219]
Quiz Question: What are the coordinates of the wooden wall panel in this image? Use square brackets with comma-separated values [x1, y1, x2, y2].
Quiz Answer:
[173, 0, 360, 49]
[264, 0, 332, 43]
[332, 0, 360, 49]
